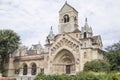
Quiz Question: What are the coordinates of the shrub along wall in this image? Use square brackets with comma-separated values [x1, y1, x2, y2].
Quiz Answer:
[84, 60, 110, 72]
[35, 72, 120, 80]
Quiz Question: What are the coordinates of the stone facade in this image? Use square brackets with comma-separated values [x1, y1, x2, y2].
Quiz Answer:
[7, 2, 104, 79]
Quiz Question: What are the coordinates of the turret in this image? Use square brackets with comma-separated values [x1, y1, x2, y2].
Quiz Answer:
[45, 26, 55, 53]
[81, 18, 93, 39]
[45, 26, 55, 44]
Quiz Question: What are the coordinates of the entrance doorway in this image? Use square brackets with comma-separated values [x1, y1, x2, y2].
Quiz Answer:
[66, 65, 70, 74]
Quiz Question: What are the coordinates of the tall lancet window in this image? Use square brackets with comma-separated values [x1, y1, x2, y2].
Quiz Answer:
[23, 64, 27, 75]
[31, 63, 37, 75]
[84, 32, 87, 38]
[64, 14, 69, 23]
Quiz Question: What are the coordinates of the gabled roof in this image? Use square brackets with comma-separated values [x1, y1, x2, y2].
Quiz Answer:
[92, 35, 101, 43]
[53, 33, 80, 47]
[19, 55, 44, 61]
[72, 29, 81, 33]
[59, 2, 78, 13]
[66, 34, 80, 44]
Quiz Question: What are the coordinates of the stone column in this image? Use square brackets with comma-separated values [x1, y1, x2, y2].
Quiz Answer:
[19, 68, 23, 76]
[28, 68, 31, 76]
[75, 52, 80, 74]
[7, 56, 14, 76]
[36, 67, 39, 74]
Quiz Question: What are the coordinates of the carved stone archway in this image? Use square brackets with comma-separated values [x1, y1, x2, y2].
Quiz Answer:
[52, 49, 75, 74]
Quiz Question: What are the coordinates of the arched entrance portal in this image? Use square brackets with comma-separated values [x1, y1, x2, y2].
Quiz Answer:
[53, 49, 75, 74]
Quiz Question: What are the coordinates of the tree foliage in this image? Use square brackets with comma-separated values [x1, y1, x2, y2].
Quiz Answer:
[0, 29, 20, 76]
[84, 60, 110, 72]
[105, 41, 120, 71]
[105, 41, 120, 52]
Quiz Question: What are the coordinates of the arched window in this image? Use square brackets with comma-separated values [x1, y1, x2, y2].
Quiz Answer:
[84, 32, 87, 38]
[64, 17, 67, 23]
[63, 15, 69, 23]
[23, 64, 27, 75]
[31, 63, 37, 75]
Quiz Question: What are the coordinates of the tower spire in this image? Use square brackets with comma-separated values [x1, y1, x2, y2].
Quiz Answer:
[85, 17, 87, 23]
[65, 1, 67, 4]
[51, 26, 52, 31]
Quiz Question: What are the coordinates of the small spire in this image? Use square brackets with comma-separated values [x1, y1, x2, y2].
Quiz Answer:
[84, 17, 88, 29]
[51, 26, 52, 31]
[65, 1, 67, 4]
[38, 41, 41, 44]
[85, 17, 87, 23]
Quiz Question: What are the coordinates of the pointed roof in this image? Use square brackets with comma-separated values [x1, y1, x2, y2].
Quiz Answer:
[59, 2, 78, 13]
[92, 35, 101, 43]
[72, 28, 81, 33]
[48, 26, 55, 37]
[84, 18, 89, 28]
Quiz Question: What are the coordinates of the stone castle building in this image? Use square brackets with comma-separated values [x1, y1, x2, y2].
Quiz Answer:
[7, 2, 104, 79]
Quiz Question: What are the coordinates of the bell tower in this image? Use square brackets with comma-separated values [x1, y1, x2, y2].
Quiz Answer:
[58, 2, 79, 34]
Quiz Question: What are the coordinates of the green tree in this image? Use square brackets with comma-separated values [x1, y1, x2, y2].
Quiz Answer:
[84, 60, 110, 72]
[105, 41, 120, 71]
[0, 29, 20, 76]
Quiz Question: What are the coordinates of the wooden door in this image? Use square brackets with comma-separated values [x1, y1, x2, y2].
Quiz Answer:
[66, 65, 70, 74]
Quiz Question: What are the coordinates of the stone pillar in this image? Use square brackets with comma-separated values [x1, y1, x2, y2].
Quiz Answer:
[75, 52, 80, 74]
[28, 68, 31, 76]
[36, 67, 39, 74]
[19, 68, 23, 76]
[7, 55, 14, 76]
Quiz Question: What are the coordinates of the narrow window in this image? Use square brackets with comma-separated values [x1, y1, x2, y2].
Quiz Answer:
[84, 32, 87, 38]
[31, 63, 37, 75]
[64, 15, 69, 23]
[23, 64, 27, 75]
[66, 16, 69, 22]
[64, 17, 67, 23]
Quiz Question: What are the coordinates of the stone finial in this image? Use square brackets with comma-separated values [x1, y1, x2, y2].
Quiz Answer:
[51, 26, 52, 31]
[65, 1, 67, 4]
[85, 17, 87, 23]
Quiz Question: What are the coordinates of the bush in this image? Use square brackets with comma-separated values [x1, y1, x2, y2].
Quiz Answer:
[113, 75, 120, 80]
[84, 60, 110, 72]
[12, 78, 16, 80]
[35, 73, 46, 80]
[35, 72, 120, 80]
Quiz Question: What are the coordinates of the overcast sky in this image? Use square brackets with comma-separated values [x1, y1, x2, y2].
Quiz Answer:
[0, 0, 120, 49]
